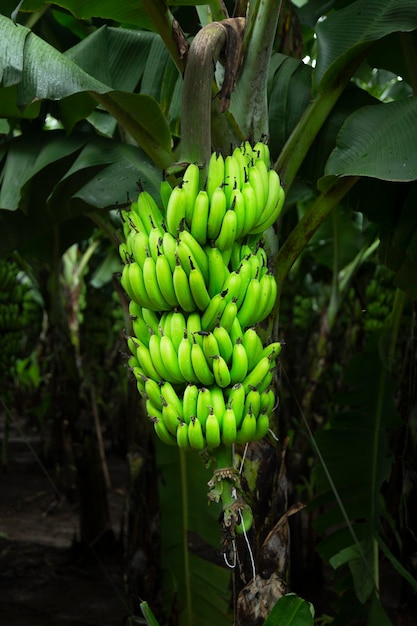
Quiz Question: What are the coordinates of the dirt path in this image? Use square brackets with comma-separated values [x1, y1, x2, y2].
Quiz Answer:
[0, 416, 131, 626]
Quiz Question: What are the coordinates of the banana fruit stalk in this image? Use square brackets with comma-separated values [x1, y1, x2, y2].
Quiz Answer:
[119, 140, 284, 452]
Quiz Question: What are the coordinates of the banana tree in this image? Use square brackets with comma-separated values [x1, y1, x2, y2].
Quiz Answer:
[1, 1, 417, 625]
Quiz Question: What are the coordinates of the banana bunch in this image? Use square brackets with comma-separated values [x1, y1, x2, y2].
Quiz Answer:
[119, 141, 284, 450]
[0, 258, 43, 375]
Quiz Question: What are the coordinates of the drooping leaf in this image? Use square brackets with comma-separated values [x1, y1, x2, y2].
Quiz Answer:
[320, 97, 417, 185]
[314, 0, 417, 91]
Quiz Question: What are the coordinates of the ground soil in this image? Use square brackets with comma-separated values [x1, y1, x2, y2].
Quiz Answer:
[0, 416, 132, 626]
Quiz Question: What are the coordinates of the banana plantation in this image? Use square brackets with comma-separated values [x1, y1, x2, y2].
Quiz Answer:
[1, 1, 417, 625]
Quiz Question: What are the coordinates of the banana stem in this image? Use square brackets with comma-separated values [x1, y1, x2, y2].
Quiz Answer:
[232, 0, 282, 139]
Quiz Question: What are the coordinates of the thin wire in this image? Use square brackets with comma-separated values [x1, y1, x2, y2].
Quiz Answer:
[239, 510, 256, 582]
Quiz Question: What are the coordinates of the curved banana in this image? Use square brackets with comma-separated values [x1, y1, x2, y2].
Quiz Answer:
[236, 407, 257, 444]
[143, 255, 171, 311]
[212, 323, 234, 364]
[248, 160, 267, 225]
[190, 189, 210, 246]
[188, 416, 206, 450]
[160, 398, 181, 436]
[259, 341, 282, 361]
[202, 331, 220, 368]
[196, 387, 211, 428]
[191, 336, 215, 387]
[161, 230, 177, 271]
[178, 230, 209, 282]
[249, 171, 285, 235]
[183, 383, 199, 424]
[208, 386, 226, 426]
[129, 231, 149, 268]
[160, 180, 173, 211]
[226, 382, 245, 428]
[242, 327, 264, 372]
[221, 404, 237, 446]
[141, 308, 161, 336]
[241, 355, 272, 393]
[258, 273, 277, 321]
[229, 337, 249, 384]
[176, 420, 190, 449]
[241, 180, 258, 236]
[136, 341, 162, 381]
[145, 398, 163, 422]
[253, 141, 270, 168]
[222, 270, 242, 303]
[260, 386, 276, 415]
[244, 388, 261, 418]
[131, 314, 151, 348]
[201, 290, 228, 332]
[212, 354, 231, 388]
[178, 331, 199, 384]
[186, 312, 203, 345]
[205, 409, 221, 448]
[237, 275, 261, 329]
[148, 332, 172, 381]
[155, 253, 179, 309]
[160, 333, 185, 383]
[254, 410, 270, 440]
[166, 184, 187, 236]
[224, 154, 241, 207]
[207, 186, 227, 241]
[207, 245, 228, 297]
[215, 207, 237, 252]
[144, 377, 163, 408]
[153, 417, 177, 446]
[219, 298, 238, 333]
[206, 151, 225, 200]
[188, 259, 211, 311]
[173, 255, 196, 313]
[229, 315, 243, 346]
[124, 262, 155, 310]
[168, 309, 187, 352]
[148, 225, 164, 263]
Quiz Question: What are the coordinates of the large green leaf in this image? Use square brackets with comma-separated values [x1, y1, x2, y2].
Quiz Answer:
[0, 15, 174, 167]
[18, 0, 155, 29]
[263, 593, 314, 626]
[314, 0, 417, 91]
[321, 97, 417, 185]
[157, 442, 232, 626]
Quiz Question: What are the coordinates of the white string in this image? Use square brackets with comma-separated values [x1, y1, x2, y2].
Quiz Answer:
[239, 509, 256, 582]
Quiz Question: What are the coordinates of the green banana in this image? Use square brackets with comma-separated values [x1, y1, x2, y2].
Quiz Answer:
[212, 355, 231, 388]
[153, 417, 177, 446]
[207, 186, 227, 241]
[221, 404, 237, 446]
[201, 331, 220, 367]
[178, 331, 199, 384]
[219, 298, 238, 333]
[188, 259, 211, 311]
[191, 336, 215, 387]
[226, 382, 246, 428]
[237, 274, 261, 329]
[168, 309, 187, 352]
[160, 380, 185, 419]
[242, 327, 264, 372]
[183, 383, 199, 424]
[173, 255, 196, 312]
[196, 387, 211, 428]
[244, 388, 261, 417]
[155, 253, 179, 308]
[241, 355, 273, 393]
[160, 180, 173, 211]
[143, 255, 171, 311]
[209, 386, 226, 427]
[201, 290, 228, 332]
[212, 323, 234, 364]
[190, 189, 210, 246]
[229, 337, 249, 384]
[176, 420, 190, 449]
[178, 230, 209, 282]
[236, 406, 257, 444]
[207, 245, 228, 297]
[188, 416, 206, 450]
[206, 151, 225, 200]
[214, 208, 237, 251]
[161, 397, 182, 436]
[136, 341, 162, 381]
[254, 410, 270, 440]
[166, 184, 186, 236]
[205, 409, 221, 448]
[144, 377, 163, 408]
